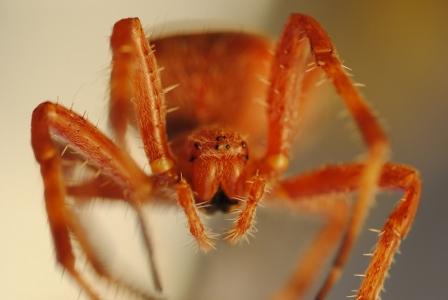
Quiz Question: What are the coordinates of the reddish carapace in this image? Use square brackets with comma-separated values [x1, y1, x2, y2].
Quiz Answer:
[31, 14, 421, 300]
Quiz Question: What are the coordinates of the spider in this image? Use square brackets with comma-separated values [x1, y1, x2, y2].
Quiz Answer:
[31, 14, 421, 300]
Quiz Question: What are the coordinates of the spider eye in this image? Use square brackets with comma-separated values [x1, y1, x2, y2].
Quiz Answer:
[194, 142, 201, 150]
[241, 141, 247, 148]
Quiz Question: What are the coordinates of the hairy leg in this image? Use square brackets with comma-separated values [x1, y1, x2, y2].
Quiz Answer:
[176, 178, 215, 251]
[225, 174, 267, 243]
[227, 21, 323, 242]
[261, 13, 392, 298]
[275, 163, 420, 299]
[31, 102, 160, 299]
[262, 24, 320, 175]
[263, 13, 389, 173]
[109, 18, 175, 174]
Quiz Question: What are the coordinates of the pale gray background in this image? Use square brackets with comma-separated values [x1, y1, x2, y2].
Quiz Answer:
[1, 0, 447, 299]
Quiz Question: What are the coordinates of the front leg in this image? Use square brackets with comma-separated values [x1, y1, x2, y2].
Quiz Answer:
[263, 14, 389, 175]
[226, 174, 267, 243]
[176, 178, 215, 251]
[109, 18, 175, 174]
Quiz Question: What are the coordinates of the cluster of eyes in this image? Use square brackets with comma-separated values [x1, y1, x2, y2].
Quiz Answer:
[190, 136, 249, 161]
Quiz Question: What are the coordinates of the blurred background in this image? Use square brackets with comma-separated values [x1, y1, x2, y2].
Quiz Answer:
[1, 0, 447, 299]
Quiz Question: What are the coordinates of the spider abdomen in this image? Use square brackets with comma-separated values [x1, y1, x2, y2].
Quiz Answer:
[152, 32, 273, 145]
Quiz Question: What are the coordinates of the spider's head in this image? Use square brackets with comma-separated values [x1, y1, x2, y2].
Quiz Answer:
[186, 128, 249, 212]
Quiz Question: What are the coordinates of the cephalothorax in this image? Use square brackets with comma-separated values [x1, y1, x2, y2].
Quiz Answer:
[181, 128, 250, 210]
[32, 14, 421, 300]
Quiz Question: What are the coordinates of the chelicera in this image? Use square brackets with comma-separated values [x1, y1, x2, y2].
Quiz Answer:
[31, 14, 421, 300]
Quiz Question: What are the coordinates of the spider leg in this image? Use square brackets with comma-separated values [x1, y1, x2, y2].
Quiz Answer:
[66, 174, 126, 201]
[176, 178, 215, 251]
[227, 52, 321, 242]
[70, 170, 216, 253]
[262, 14, 392, 298]
[262, 22, 321, 175]
[69, 170, 217, 254]
[31, 102, 163, 299]
[109, 18, 175, 174]
[70, 183, 164, 299]
[273, 163, 420, 300]
[263, 14, 389, 174]
[225, 174, 267, 243]
[66, 175, 171, 295]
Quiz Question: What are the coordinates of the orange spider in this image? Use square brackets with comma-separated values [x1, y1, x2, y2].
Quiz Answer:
[31, 14, 421, 300]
